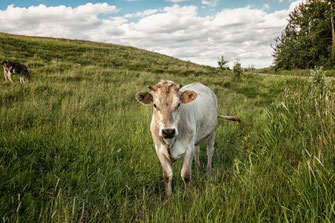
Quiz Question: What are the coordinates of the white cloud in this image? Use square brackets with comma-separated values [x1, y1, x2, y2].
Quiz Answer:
[0, 3, 117, 40]
[166, 0, 218, 5]
[124, 9, 159, 18]
[289, 0, 305, 12]
[0, 1, 302, 68]
[201, 0, 219, 6]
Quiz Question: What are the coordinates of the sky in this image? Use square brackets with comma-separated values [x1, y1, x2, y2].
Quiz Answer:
[0, 0, 304, 68]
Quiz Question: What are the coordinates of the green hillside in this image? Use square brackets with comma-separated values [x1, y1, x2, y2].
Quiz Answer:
[0, 32, 215, 78]
[1, 33, 335, 222]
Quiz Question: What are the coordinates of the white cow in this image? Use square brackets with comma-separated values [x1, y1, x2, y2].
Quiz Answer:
[136, 80, 240, 196]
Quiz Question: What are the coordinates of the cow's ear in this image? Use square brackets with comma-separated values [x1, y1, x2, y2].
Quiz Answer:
[136, 91, 153, 104]
[180, 90, 197, 104]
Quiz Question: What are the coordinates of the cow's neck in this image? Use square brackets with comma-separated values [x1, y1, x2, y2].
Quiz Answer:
[163, 137, 175, 147]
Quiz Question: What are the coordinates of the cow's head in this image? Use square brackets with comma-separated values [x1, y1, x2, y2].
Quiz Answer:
[2, 61, 10, 71]
[136, 80, 197, 139]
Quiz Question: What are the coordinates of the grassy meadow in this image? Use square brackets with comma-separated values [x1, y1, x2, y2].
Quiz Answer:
[251, 67, 335, 77]
[1, 33, 335, 222]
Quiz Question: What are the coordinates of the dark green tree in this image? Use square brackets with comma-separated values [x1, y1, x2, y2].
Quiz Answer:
[272, 0, 334, 70]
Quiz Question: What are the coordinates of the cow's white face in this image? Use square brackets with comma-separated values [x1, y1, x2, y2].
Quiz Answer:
[2, 60, 9, 71]
[151, 83, 182, 139]
[136, 80, 197, 139]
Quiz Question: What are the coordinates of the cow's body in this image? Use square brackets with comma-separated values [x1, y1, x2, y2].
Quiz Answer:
[136, 80, 239, 196]
[151, 82, 217, 196]
[2, 60, 30, 83]
[151, 82, 217, 161]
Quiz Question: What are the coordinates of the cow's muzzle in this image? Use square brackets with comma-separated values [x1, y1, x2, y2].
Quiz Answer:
[162, 128, 176, 139]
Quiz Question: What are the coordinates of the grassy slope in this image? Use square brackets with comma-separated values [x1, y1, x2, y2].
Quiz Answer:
[0, 33, 335, 222]
[251, 67, 335, 77]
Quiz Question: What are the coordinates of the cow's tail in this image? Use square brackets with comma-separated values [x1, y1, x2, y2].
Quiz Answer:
[218, 115, 242, 123]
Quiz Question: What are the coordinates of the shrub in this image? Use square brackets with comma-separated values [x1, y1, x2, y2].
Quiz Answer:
[232, 61, 243, 81]
[217, 55, 229, 70]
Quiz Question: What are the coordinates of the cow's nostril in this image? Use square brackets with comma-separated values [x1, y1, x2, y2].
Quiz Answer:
[162, 128, 176, 138]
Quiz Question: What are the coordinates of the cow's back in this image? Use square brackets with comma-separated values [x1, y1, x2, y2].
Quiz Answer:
[180, 82, 218, 145]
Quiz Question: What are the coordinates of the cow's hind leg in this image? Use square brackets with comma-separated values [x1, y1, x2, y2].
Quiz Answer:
[206, 132, 216, 171]
[20, 72, 27, 83]
[181, 147, 193, 192]
[194, 145, 200, 168]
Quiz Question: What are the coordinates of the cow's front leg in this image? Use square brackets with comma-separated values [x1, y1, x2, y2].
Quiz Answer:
[157, 149, 173, 197]
[181, 146, 194, 192]
[4, 69, 8, 81]
[7, 71, 13, 83]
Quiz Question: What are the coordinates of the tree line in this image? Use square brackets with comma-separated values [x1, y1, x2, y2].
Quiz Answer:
[272, 0, 335, 70]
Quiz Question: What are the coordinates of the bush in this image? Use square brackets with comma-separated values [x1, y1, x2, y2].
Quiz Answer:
[232, 61, 243, 81]
[217, 55, 229, 70]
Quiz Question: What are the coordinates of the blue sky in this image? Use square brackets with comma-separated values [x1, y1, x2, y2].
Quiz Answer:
[0, 0, 301, 67]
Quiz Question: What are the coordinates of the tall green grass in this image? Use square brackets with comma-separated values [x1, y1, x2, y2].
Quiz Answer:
[0, 33, 335, 222]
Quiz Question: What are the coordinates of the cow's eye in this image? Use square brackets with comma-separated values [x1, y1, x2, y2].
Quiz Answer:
[176, 103, 181, 110]
[153, 104, 159, 110]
